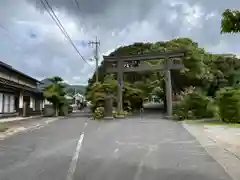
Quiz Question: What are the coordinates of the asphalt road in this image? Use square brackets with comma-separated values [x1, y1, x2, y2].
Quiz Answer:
[0, 112, 232, 180]
[0, 114, 87, 180]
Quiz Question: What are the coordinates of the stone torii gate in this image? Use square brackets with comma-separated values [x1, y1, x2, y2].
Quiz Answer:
[103, 50, 185, 117]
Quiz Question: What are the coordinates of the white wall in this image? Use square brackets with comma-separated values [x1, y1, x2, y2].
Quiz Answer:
[0, 93, 3, 113]
[19, 92, 23, 108]
[44, 99, 52, 105]
[30, 96, 35, 110]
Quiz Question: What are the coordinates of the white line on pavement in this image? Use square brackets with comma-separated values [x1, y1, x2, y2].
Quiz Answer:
[66, 132, 85, 180]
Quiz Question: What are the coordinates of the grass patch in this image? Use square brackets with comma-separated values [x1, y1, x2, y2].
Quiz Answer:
[184, 119, 240, 128]
[0, 124, 9, 132]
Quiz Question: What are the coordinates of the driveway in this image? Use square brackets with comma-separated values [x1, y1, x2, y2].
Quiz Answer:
[0, 113, 232, 180]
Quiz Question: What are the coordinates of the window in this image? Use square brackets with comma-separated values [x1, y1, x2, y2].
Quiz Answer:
[2, 94, 15, 113]
[32, 98, 35, 111]
[0, 93, 3, 113]
[4, 94, 9, 113]
[10, 95, 15, 112]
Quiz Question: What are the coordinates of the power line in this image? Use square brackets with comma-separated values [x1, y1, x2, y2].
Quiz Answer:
[39, 0, 93, 68]
[0, 23, 19, 45]
[0, 24, 8, 32]
[0, 23, 37, 58]
[41, 0, 89, 65]
[43, 0, 73, 42]
[73, 0, 81, 13]
[71, 0, 101, 81]
[72, 0, 90, 35]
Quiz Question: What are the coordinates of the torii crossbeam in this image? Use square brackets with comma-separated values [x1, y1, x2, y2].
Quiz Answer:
[103, 50, 185, 117]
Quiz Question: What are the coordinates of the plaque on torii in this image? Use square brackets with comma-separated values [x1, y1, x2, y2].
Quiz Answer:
[103, 50, 185, 117]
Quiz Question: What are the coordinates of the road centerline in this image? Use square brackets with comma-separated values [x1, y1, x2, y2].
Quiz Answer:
[66, 132, 85, 180]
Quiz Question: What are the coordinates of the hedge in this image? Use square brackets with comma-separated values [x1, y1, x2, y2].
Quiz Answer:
[174, 88, 214, 120]
[216, 87, 240, 123]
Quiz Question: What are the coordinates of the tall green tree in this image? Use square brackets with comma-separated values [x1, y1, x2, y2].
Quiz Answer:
[221, 9, 240, 33]
[43, 76, 66, 116]
[86, 38, 240, 113]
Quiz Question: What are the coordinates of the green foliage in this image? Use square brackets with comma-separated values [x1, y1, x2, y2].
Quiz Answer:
[205, 54, 240, 96]
[123, 82, 144, 110]
[59, 103, 72, 116]
[86, 74, 144, 114]
[43, 76, 67, 116]
[41, 78, 86, 96]
[206, 98, 220, 120]
[216, 87, 240, 123]
[86, 75, 118, 113]
[93, 107, 104, 120]
[174, 87, 214, 120]
[86, 37, 240, 115]
[221, 9, 240, 33]
[112, 110, 129, 118]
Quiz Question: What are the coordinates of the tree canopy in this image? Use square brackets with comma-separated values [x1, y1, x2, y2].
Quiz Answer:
[43, 76, 67, 116]
[85, 37, 240, 116]
[221, 9, 240, 33]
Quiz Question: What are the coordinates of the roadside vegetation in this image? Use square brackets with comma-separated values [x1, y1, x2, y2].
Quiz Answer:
[175, 9, 240, 123]
[43, 76, 73, 116]
[85, 37, 240, 120]
[86, 12, 240, 120]
[85, 9, 240, 120]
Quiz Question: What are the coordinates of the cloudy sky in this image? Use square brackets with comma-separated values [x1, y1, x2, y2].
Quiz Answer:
[0, 0, 239, 85]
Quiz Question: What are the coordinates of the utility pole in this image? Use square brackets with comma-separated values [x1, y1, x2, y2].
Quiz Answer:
[89, 36, 100, 82]
[74, 88, 77, 105]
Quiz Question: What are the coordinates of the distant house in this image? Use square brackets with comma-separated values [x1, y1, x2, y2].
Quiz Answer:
[0, 61, 44, 118]
[64, 93, 85, 105]
[73, 93, 85, 103]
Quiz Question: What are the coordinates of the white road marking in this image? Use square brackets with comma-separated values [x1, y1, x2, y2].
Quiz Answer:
[66, 132, 85, 180]
[134, 149, 153, 180]
[114, 148, 119, 154]
[84, 122, 88, 128]
[113, 148, 120, 159]
[134, 159, 144, 180]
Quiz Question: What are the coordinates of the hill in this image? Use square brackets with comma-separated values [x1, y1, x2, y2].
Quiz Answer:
[39, 78, 86, 96]
[65, 85, 86, 96]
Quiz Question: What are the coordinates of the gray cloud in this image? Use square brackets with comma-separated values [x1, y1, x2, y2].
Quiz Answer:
[0, 0, 239, 84]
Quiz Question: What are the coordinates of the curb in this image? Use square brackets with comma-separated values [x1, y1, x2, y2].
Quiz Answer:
[0, 115, 42, 123]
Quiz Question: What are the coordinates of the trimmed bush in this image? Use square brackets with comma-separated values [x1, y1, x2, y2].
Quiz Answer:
[174, 87, 214, 120]
[216, 87, 240, 123]
[93, 107, 105, 120]
[112, 110, 129, 118]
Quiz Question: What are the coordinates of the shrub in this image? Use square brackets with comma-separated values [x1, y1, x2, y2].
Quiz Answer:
[93, 107, 105, 120]
[174, 87, 214, 120]
[112, 110, 129, 118]
[216, 87, 240, 123]
[207, 98, 220, 120]
[59, 103, 72, 116]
